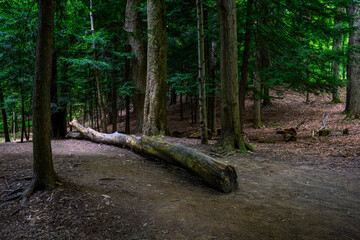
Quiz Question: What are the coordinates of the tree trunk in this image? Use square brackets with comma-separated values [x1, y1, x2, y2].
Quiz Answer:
[0, 88, 10, 142]
[125, 0, 147, 133]
[21, 89, 26, 142]
[207, 39, 217, 133]
[90, 0, 107, 133]
[143, 0, 169, 136]
[197, 0, 208, 144]
[22, 0, 59, 202]
[239, 0, 253, 133]
[69, 120, 238, 193]
[331, 8, 342, 104]
[345, 4, 360, 119]
[253, 47, 263, 129]
[111, 77, 118, 133]
[217, 0, 247, 152]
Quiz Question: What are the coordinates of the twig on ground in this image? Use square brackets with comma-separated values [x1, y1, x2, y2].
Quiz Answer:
[97, 177, 125, 181]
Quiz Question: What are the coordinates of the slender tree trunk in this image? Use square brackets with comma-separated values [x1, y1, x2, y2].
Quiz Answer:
[207, 39, 217, 133]
[345, 4, 360, 119]
[0, 88, 10, 142]
[125, 0, 147, 133]
[22, 0, 59, 201]
[90, 0, 107, 133]
[253, 49, 263, 128]
[143, 0, 169, 136]
[239, 0, 253, 133]
[180, 93, 183, 121]
[197, 0, 208, 144]
[13, 112, 16, 141]
[111, 77, 118, 133]
[69, 100, 73, 131]
[27, 115, 30, 140]
[217, 0, 247, 152]
[21, 89, 26, 142]
[331, 8, 342, 104]
[124, 49, 131, 134]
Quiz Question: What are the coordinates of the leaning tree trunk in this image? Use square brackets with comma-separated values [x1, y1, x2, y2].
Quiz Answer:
[68, 119, 238, 193]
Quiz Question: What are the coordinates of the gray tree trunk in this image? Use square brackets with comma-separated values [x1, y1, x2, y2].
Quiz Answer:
[197, 0, 208, 144]
[69, 120, 238, 193]
[125, 0, 147, 133]
[143, 0, 169, 135]
[346, 4, 360, 119]
[217, 0, 246, 152]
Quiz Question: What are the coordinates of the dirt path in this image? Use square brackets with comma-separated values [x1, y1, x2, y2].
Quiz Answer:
[1, 139, 359, 239]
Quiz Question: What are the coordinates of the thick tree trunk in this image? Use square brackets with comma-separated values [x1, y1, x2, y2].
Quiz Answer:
[23, 0, 59, 202]
[125, 0, 147, 133]
[239, 0, 253, 133]
[345, 4, 360, 118]
[0, 88, 10, 142]
[69, 120, 238, 193]
[197, 0, 208, 144]
[143, 0, 169, 136]
[217, 0, 247, 152]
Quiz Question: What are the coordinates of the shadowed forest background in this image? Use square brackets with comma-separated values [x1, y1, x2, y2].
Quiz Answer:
[0, 0, 360, 239]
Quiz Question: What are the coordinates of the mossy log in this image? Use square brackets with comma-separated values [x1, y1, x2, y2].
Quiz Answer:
[68, 119, 238, 193]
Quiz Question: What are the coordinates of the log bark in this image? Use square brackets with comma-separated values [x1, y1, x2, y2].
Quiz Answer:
[68, 119, 238, 193]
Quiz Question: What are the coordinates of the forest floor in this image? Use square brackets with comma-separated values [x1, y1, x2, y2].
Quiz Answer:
[1, 90, 360, 239]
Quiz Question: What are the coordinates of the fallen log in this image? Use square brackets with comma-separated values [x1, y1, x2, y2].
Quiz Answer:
[68, 119, 238, 193]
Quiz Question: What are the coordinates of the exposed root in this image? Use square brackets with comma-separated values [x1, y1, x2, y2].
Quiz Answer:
[20, 180, 36, 204]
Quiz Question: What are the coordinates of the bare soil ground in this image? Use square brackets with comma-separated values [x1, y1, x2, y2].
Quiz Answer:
[1, 90, 359, 239]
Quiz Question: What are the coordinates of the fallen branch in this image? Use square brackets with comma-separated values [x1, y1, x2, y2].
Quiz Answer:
[319, 114, 329, 130]
[97, 177, 125, 181]
[68, 119, 238, 193]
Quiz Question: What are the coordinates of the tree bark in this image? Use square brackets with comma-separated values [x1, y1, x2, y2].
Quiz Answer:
[345, 3, 360, 119]
[0, 88, 10, 142]
[197, 0, 208, 144]
[207, 39, 217, 133]
[143, 0, 169, 136]
[90, 0, 107, 133]
[23, 0, 59, 201]
[217, 0, 247, 152]
[125, 0, 147, 133]
[69, 119, 238, 193]
[253, 48, 263, 128]
[331, 8, 342, 104]
[239, 0, 253, 133]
